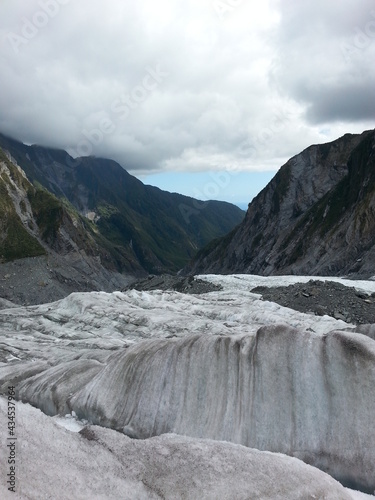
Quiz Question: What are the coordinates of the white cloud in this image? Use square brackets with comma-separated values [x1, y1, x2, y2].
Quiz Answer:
[0, 0, 374, 176]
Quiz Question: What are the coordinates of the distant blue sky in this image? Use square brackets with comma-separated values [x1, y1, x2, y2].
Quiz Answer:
[139, 170, 276, 209]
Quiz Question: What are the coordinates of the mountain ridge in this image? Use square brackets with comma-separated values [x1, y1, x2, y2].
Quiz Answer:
[186, 129, 375, 278]
[0, 132, 244, 274]
[0, 132, 244, 304]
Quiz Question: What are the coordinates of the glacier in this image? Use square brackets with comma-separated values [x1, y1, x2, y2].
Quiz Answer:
[0, 274, 375, 497]
[0, 397, 356, 500]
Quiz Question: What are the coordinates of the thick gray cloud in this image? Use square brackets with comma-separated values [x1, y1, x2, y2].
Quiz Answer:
[271, 0, 375, 125]
[0, 0, 374, 175]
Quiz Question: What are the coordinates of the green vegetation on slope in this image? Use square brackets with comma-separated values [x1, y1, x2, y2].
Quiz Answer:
[0, 149, 46, 262]
[27, 184, 63, 241]
[0, 134, 245, 273]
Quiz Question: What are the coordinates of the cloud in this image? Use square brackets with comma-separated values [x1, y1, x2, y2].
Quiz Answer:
[0, 0, 374, 177]
[270, 0, 375, 125]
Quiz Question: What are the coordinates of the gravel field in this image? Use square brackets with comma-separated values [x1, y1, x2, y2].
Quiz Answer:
[251, 279, 375, 325]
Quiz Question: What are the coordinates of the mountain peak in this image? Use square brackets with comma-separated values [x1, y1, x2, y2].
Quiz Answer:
[0, 132, 244, 303]
[187, 129, 375, 279]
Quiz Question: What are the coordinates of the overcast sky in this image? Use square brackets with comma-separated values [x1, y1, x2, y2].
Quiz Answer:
[1, 0, 375, 205]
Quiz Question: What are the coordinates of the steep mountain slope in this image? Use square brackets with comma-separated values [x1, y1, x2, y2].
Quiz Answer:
[0, 133, 244, 274]
[188, 129, 375, 278]
[0, 147, 108, 265]
[0, 148, 45, 261]
[0, 146, 141, 304]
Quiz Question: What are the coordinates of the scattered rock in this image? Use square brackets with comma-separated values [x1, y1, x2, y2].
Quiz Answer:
[355, 290, 370, 300]
[333, 311, 346, 322]
[123, 275, 223, 294]
[0, 255, 137, 306]
[251, 280, 375, 325]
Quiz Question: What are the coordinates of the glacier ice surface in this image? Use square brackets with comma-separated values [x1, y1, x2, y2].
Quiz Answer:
[0, 397, 355, 500]
[1, 274, 375, 496]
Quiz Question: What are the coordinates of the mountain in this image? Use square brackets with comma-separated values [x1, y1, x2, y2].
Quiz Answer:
[0, 146, 109, 265]
[0, 133, 244, 279]
[0, 145, 143, 304]
[187, 129, 375, 278]
[0, 147, 45, 262]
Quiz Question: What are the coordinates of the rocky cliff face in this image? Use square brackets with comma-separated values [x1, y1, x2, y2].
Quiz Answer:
[0, 148, 46, 261]
[0, 147, 137, 303]
[0, 147, 103, 263]
[188, 129, 375, 277]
